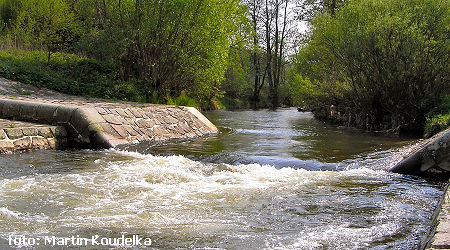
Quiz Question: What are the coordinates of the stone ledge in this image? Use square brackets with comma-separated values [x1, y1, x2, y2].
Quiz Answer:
[0, 98, 218, 150]
[0, 124, 68, 153]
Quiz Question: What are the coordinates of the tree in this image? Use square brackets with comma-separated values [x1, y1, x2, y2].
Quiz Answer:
[264, 0, 291, 108]
[0, 0, 21, 27]
[76, 0, 242, 105]
[14, 0, 78, 63]
[297, 0, 345, 21]
[243, 0, 266, 108]
[295, 0, 450, 134]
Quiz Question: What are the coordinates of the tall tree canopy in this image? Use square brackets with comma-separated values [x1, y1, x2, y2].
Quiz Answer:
[0, 0, 243, 105]
[294, 0, 449, 134]
[75, 0, 242, 103]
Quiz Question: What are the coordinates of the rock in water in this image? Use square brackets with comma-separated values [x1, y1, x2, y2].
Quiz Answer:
[390, 127, 450, 178]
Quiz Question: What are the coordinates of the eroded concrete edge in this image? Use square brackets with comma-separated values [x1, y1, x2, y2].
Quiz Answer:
[183, 106, 218, 133]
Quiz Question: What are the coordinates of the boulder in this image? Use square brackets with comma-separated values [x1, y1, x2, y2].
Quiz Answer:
[390, 127, 450, 178]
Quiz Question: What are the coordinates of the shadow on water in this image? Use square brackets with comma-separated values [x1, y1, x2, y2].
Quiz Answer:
[122, 108, 416, 171]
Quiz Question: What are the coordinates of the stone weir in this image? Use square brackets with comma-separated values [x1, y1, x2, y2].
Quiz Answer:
[0, 97, 218, 151]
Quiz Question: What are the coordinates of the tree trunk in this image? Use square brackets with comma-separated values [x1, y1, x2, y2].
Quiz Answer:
[251, 0, 262, 109]
[47, 46, 51, 65]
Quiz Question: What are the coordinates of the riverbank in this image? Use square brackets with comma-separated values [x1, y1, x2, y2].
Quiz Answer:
[0, 78, 448, 248]
[0, 108, 444, 249]
[0, 49, 202, 108]
[310, 100, 450, 138]
[0, 78, 218, 152]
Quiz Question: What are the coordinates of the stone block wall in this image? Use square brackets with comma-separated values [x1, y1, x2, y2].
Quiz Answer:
[0, 124, 68, 153]
[0, 98, 218, 150]
[91, 105, 218, 147]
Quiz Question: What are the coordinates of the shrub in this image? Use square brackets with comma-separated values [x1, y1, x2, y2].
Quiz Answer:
[424, 95, 450, 137]
[425, 114, 450, 138]
[296, 0, 449, 134]
[166, 91, 199, 108]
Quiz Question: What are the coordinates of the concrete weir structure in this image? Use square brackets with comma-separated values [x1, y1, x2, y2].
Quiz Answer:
[391, 127, 450, 177]
[0, 97, 218, 152]
[0, 118, 68, 153]
[423, 183, 450, 249]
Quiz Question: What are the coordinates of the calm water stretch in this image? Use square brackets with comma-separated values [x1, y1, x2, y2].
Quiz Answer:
[0, 108, 445, 249]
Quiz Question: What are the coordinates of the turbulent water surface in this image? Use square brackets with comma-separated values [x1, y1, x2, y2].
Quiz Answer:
[0, 109, 445, 249]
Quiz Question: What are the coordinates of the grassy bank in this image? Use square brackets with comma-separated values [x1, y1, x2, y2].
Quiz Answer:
[0, 49, 199, 108]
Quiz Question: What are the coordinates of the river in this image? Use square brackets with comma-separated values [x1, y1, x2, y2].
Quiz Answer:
[0, 108, 445, 249]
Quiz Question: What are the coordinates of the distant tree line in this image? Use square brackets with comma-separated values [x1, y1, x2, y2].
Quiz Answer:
[0, 0, 448, 135]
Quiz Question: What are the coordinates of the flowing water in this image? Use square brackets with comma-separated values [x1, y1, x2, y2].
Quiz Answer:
[0, 108, 445, 249]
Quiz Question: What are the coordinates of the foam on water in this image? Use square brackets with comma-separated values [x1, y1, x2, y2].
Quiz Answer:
[0, 148, 442, 248]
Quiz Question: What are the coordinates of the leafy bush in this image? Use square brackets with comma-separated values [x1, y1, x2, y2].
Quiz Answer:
[167, 91, 198, 108]
[425, 114, 450, 138]
[0, 49, 120, 98]
[424, 95, 450, 137]
[295, 0, 450, 134]
[111, 81, 146, 103]
[426, 95, 450, 118]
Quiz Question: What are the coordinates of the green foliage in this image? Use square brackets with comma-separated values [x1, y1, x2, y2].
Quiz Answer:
[220, 45, 253, 108]
[0, 49, 119, 99]
[73, 0, 242, 106]
[174, 91, 198, 108]
[167, 91, 198, 108]
[111, 81, 147, 103]
[280, 69, 319, 107]
[20, 90, 31, 95]
[295, 0, 450, 134]
[12, 0, 79, 62]
[0, 0, 20, 40]
[0, 49, 210, 107]
[0, 0, 20, 27]
[424, 95, 450, 137]
[425, 114, 450, 138]
[0, 0, 245, 109]
[426, 95, 450, 119]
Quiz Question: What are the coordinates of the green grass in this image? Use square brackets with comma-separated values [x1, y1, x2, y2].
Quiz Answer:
[0, 49, 201, 108]
[424, 113, 450, 138]
[0, 49, 156, 103]
[20, 90, 31, 95]
[0, 49, 119, 98]
[167, 91, 199, 108]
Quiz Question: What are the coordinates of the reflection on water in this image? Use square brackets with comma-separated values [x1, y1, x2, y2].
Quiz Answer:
[125, 109, 415, 169]
[0, 108, 444, 249]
